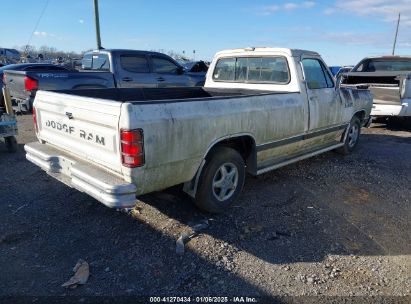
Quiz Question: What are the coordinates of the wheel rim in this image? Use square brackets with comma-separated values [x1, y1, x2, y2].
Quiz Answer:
[212, 162, 239, 202]
[348, 124, 359, 148]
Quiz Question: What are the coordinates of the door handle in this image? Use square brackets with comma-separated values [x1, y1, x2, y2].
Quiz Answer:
[122, 77, 133, 82]
[157, 77, 165, 82]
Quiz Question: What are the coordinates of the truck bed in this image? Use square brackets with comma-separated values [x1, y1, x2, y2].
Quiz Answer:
[54, 87, 289, 103]
[342, 71, 411, 106]
[4, 69, 116, 112]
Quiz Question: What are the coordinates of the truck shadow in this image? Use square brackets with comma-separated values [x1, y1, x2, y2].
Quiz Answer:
[139, 130, 411, 264]
[371, 121, 411, 132]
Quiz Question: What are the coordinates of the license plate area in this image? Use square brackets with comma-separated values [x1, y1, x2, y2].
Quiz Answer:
[51, 155, 75, 177]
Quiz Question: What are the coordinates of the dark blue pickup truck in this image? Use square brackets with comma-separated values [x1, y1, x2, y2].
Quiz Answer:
[4, 49, 205, 113]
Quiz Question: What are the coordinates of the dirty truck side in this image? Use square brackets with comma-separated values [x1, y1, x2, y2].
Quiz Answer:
[25, 48, 372, 213]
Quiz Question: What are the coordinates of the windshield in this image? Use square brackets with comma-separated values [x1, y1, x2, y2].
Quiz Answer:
[354, 58, 411, 72]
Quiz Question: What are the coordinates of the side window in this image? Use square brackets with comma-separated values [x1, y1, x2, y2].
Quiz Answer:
[82, 54, 93, 70]
[352, 59, 369, 72]
[302, 59, 334, 89]
[81, 54, 109, 71]
[213, 58, 235, 81]
[152, 56, 179, 74]
[92, 54, 109, 71]
[120, 55, 149, 73]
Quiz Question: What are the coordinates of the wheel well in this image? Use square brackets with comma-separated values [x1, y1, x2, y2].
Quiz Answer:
[354, 110, 366, 124]
[183, 135, 257, 198]
[208, 136, 257, 175]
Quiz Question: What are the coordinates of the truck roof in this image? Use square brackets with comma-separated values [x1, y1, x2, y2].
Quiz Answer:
[360, 55, 411, 60]
[214, 47, 320, 57]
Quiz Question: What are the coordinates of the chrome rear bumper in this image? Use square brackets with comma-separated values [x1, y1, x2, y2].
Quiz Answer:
[25, 142, 137, 209]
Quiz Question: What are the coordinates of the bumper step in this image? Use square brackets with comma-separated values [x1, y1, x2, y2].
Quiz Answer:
[25, 142, 137, 208]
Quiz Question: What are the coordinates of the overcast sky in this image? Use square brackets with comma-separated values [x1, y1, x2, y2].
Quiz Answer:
[1, 0, 410, 65]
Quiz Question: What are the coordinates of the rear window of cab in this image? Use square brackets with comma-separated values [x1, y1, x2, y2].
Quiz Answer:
[212, 56, 290, 84]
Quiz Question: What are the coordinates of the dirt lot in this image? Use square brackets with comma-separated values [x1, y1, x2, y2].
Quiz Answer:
[0, 115, 410, 303]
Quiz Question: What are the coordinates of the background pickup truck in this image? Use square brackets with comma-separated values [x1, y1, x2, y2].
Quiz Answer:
[0, 63, 70, 113]
[25, 47, 372, 213]
[3, 49, 205, 113]
[341, 56, 411, 121]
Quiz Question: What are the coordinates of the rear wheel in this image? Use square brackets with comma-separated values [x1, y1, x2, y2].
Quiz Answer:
[5, 136, 17, 153]
[336, 116, 361, 155]
[195, 147, 245, 213]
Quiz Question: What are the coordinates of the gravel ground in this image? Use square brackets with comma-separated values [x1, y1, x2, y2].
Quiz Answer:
[0, 116, 410, 303]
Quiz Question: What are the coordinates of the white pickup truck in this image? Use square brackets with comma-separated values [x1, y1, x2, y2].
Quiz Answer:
[25, 47, 372, 213]
[342, 56, 411, 121]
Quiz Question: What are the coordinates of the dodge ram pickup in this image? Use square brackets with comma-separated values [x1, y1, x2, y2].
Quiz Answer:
[4, 49, 205, 113]
[341, 56, 411, 121]
[25, 47, 372, 213]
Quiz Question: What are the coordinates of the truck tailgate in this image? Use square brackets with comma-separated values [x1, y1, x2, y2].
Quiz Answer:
[34, 90, 123, 173]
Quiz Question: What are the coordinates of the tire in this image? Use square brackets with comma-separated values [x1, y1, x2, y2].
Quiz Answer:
[336, 116, 361, 155]
[5, 136, 17, 153]
[195, 147, 245, 213]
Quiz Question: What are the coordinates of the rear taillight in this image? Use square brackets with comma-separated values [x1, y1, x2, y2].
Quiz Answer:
[32, 106, 38, 133]
[24, 76, 38, 91]
[120, 129, 144, 167]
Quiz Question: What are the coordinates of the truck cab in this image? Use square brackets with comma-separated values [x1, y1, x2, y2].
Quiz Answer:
[206, 47, 351, 131]
[81, 49, 204, 88]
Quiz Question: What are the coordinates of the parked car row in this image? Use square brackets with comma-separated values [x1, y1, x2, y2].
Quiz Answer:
[3, 49, 206, 113]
